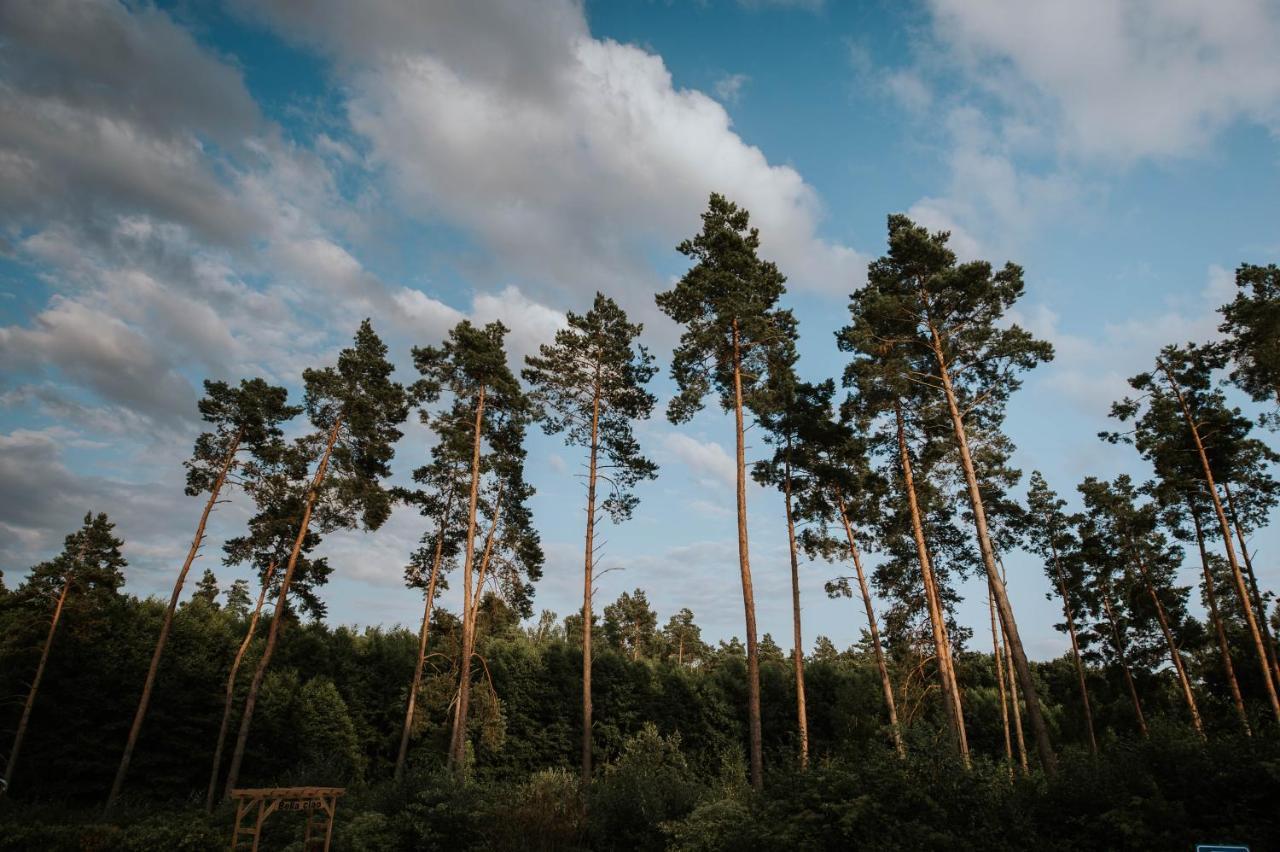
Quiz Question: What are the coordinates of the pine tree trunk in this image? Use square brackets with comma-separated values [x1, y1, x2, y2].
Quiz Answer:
[836, 492, 904, 757]
[1190, 507, 1251, 736]
[1101, 587, 1148, 737]
[782, 452, 809, 769]
[1127, 541, 1205, 740]
[465, 489, 505, 628]
[1222, 482, 1280, 688]
[926, 324, 1056, 774]
[988, 582, 1014, 775]
[731, 320, 764, 790]
[395, 493, 455, 782]
[223, 415, 342, 798]
[1160, 362, 1280, 721]
[206, 565, 272, 812]
[107, 431, 242, 812]
[449, 387, 486, 772]
[1046, 532, 1098, 755]
[2, 573, 72, 800]
[1003, 617, 1029, 774]
[581, 378, 601, 785]
[895, 403, 969, 764]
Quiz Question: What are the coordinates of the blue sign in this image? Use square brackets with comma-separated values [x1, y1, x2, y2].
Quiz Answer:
[1196, 845, 1249, 852]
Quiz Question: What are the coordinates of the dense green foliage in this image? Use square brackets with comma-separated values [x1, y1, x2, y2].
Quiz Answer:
[2, 577, 1278, 848]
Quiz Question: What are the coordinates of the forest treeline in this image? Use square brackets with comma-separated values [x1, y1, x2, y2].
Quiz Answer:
[1, 198, 1278, 849]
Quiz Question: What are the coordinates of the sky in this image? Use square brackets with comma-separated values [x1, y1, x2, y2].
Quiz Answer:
[1, 0, 1278, 660]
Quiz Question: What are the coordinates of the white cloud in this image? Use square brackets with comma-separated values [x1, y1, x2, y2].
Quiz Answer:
[714, 72, 751, 104]
[245, 0, 865, 304]
[663, 432, 736, 490]
[1012, 266, 1230, 416]
[926, 0, 1280, 163]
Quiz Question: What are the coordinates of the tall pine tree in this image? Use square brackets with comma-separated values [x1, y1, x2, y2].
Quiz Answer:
[656, 193, 793, 789]
[523, 292, 657, 783]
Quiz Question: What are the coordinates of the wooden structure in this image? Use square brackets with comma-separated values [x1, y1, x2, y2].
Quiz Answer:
[229, 786, 345, 851]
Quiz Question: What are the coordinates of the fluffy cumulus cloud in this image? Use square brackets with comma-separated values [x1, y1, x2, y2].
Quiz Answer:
[241, 0, 864, 307]
[926, 0, 1280, 163]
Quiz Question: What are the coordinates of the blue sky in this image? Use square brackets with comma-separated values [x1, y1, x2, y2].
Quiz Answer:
[1, 0, 1278, 659]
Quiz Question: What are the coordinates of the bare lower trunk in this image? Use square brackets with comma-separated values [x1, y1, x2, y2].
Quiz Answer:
[1102, 589, 1148, 737]
[1161, 362, 1280, 721]
[988, 582, 1014, 775]
[1003, 618, 1028, 774]
[395, 494, 454, 782]
[223, 416, 341, 798]
[1190, 508, 1250, 736]
[837, 492, 903, 756]
[1128, 542, 1205, 740]
[1047, 534, 1098, 755]
[206, 567, 272, 812]
[2, 574, 71, 800]
[895, 403, 969, 764]
[783, 455, 809, 769]
[1222, 483, 1280, 689]
[927, 323, 1055, 774]
[731, 321, 763, 790]
[449, 387, 487, 772]
[107, 432, 242, 812]
[581, 381, 601, 785]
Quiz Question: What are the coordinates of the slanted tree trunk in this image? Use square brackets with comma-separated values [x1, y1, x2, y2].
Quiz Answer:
[1127, 540, 1205, 740]
[1222, 482, 1280, 687]
[988, 582, 1014, 776]
[782, 450, 809, 769]
[449, 387, 487, 772]
[107, 431, 242, 812]
[836, 491, 904, 756]
[1101, 587, 1148, 738]
[894, 403, 968, 764]
[581, 375, 601, 784]
[2, 573, 72, 800]
[395, 493, 455, 782]
[206, 565, 273, 811]
[926, 323, 1056, 774]
[223, 416, 342, 798]
[998, 560, 1028, 773]
[1003, 619, 1029, 774]
[1159, 361, 1280, 721]
[1190, 507, 1250, 736]
[731, 320, 764, 790]
[1044, 526, 1098, 755]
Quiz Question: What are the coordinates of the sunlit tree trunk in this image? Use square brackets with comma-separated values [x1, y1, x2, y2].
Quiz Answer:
[1003, 619, 1028, 774]
[1101, 587, 1148, 738]
[581, 377, 601, 784]
[395, 494, 455, 782]
[223, 416, 342, 798]
[782, 451, 809, 769]
[836, 491, 903, 757]
[206, 565, 272, 811]
[107, 431, 242, 812]
[448, 387, 486, 772]
[2, 573, 72, 800]
[1190, 507, 1250, 736]
[1159, 361, 1280, 721]
[988, 583, 1014, 776]
[895, 403, 968, 764]
[1045, 531, 1098, 755]
[1127, 541, 1205, 740]
[926, 323, 1056, 774]
[1222, 482, 1280, 688]
[731, 320, 764, 790]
